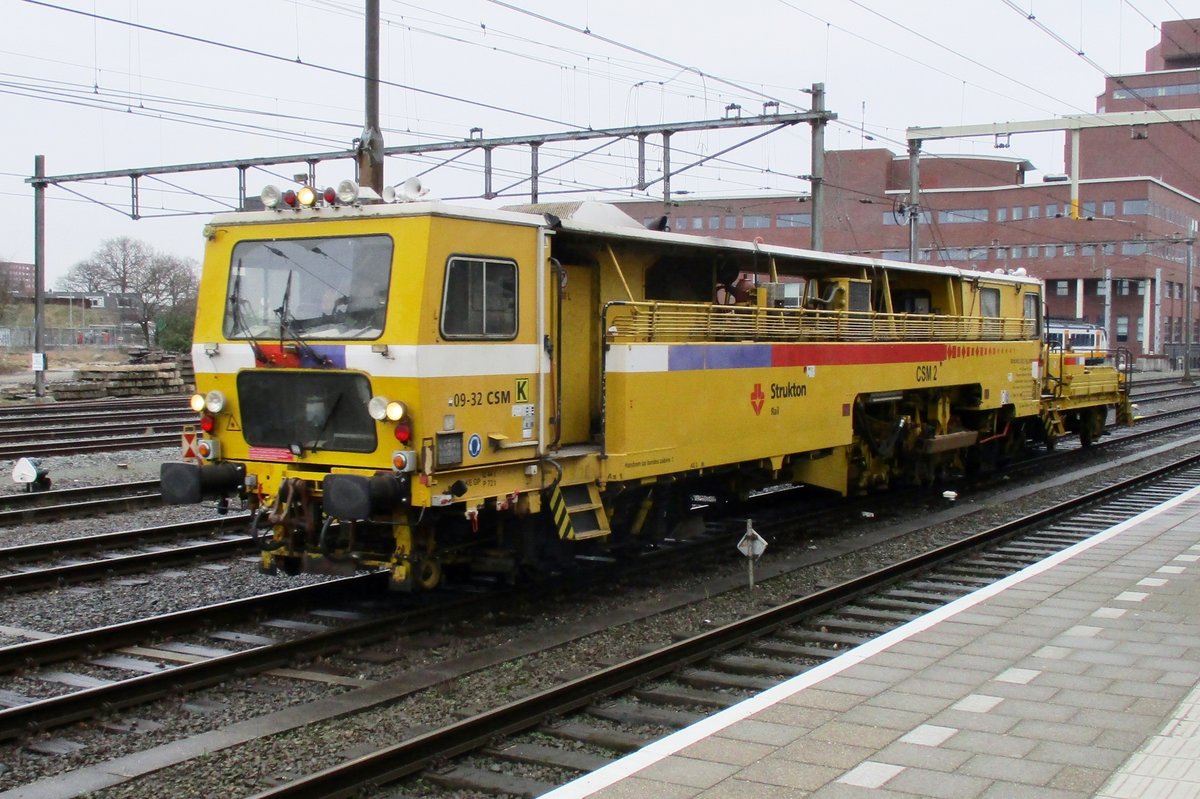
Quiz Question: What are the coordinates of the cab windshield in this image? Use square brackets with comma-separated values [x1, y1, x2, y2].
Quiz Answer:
[224, 234, 393, 340]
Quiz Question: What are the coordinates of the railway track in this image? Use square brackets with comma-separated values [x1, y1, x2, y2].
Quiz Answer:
[0, 480, 163, 524]
[246, 454, 1200, 799]
[0, 516, 252, 593]
[0, 432, 181, 458]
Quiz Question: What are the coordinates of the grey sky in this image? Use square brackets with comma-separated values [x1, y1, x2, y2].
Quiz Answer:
[3, 0, 1197, 283]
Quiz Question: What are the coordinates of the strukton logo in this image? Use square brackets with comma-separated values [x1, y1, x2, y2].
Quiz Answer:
[750, 383, 765, 415]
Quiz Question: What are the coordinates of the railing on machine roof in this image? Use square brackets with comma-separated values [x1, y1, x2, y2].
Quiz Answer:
[603, 301, 1036, 344]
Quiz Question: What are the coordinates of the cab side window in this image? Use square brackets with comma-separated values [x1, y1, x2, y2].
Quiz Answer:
[441, 257, 517, 339]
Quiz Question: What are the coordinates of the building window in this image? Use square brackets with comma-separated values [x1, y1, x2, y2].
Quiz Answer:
[708, 216, 720, 230]
[1063, 244, 1076, 257]
[1137, 316, 1145, 341]
[724, 215, 736, 229]
[674, 217, 688, 231]
[1044, 245, 1056, 258]
[742, 215, 770, 229]
[1055, 281, 1069, 296]
[776, 213, 811, 228]
[1012, 207, 1024, 221]
[1027, 246, 1038, 257]
[1102, 201, 1116, 217]
[115, 296, 133, 309]
[692, 217, 703, 230]
[1123, 199, 1150, 215]
[1046, 203, 1059, 218]
[1116, 315, 1129, 342]
[1010, 247, 1021, 258]
[1028, 205, 1040, 219]
[1096, 280, 1107, 296]
[1082, 244, 1095, 257]
[1177, 283, 1184, 299]
[1119, 280, 1130, 296]
[996, 207, 1008, 222]
[1122, 242, 1148, 255]
[88, 296, 104, 308]
[1138, 280, 1146, 296]
[1082, 201, 1097, 218]
[937, 208, 988, 223]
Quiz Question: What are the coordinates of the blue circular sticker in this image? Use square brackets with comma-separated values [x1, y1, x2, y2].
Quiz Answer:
[467, 433, 483, 458]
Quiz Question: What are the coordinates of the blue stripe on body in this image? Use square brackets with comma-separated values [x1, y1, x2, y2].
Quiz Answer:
[667, 344, 773, 371]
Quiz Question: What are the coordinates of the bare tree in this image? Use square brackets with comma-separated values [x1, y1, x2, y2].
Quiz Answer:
[59, 238, 199, 346]
[57, 237, 152, 294]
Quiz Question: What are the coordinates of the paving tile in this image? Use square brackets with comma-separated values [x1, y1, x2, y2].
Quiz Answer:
[942, 729, 1037, 759]
[780, 688, 865, 712]
[865, 651, 938, 671]
[696, 777, 811, 799]
[959, 752, 1062, 784]
[589, 775, 697, 799]
[886, 766, 991, 798]
[931, 708, 1020, 734]
[842, 664, 919, 685]
[735, 758, 842, 791]
[837, 704, 928, 732]
[898, 724, 957, 747]
[750, 705, 838, 730]
[866, 689, 954, 716]
[1049, 688, 1136, 712]
[1070, 707, 1168, 733]
[807, 720, 902, 749]
[1048, 764, 1118, 794]
[892, 677, 975, 700]
[1025, 739, 1132, 769]
[816, 676, 893, 698]
[872, 740, 973, 772]
[951, 694, 1002, 713]
[835, 760, 904, 789]
[714, 719, 809, 747]
[990, 697, 1077, 723]
[775, 738, 876, 768]
[638, 756, 739, 789]
[680, 736, 776, 767]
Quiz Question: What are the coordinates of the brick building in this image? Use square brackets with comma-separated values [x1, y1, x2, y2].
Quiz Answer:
[616, 19, 1200, 368]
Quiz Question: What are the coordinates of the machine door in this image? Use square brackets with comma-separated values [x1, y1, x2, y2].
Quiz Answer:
[554, 262, 598, 446]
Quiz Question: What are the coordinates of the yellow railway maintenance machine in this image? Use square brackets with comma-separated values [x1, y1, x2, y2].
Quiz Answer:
[161, 184, 1132, 589]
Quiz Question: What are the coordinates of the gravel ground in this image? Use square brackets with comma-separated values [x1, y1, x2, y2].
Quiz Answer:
[0, 399, 1194, 798]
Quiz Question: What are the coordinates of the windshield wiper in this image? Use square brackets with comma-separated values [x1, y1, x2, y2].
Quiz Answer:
[228, 263, 267, 363]
[273, 268, 333, 367]
[301, 391, 344, 454]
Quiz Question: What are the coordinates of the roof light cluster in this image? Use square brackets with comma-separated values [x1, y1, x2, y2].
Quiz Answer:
[260, 179, 364, 210]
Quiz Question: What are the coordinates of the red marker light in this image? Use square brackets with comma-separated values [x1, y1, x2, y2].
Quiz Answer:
[323, 186, 337, 204]
[283, 190, 298, 207]
[199, 414, 216, 433]
[394, 422, 412, 443]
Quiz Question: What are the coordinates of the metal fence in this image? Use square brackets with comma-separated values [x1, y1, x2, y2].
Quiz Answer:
[0, 325, 148, 349]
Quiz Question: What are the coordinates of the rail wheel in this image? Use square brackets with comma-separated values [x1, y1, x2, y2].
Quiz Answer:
[416, 558, 442, 590]
[1079, 409, 1105, 448]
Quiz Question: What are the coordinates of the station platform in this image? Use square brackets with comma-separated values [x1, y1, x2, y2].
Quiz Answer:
[543, 483, 1200, 799]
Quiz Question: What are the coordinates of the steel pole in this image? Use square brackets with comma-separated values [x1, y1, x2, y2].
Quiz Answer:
[33, 155, 46, 399]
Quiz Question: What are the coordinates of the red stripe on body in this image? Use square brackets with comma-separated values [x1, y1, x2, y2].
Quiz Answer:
[771, 342, 950, 367]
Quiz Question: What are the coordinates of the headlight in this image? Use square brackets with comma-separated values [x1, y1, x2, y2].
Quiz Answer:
[204, 390, 226, 413]
[336, 179, 359, 205]
[260, 185, 282, 209]
[189, 393, 206, 413]
[368, 396, 408, 422]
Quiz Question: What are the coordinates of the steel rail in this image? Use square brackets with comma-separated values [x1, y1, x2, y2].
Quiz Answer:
[247, 452, 1200, 799]
[0, 433, 181, 457]
[0, 516, 246, 564]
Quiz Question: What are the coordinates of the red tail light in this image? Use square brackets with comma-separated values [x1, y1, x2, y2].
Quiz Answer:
[199, 414, 216, 433]
[394, 422, 412, 443]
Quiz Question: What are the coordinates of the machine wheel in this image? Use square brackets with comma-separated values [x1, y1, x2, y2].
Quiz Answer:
[1079, 409, 1105, 448]
[417, 559, 442, 590]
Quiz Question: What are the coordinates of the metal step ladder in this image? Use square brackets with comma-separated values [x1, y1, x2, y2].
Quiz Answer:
[550, 483, 611, 541]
